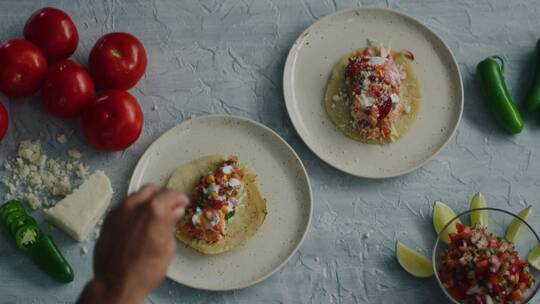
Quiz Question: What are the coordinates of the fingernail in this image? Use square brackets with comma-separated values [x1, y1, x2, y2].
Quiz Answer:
[172, 206, 185, 219]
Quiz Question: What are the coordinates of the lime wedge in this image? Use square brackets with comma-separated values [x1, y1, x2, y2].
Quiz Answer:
[470, 192, 488, 227]
[432, 201, 461, 244]
[395, 241, 434, 278]
[505, 205, 533, 243]
[528, 244, 540, 270]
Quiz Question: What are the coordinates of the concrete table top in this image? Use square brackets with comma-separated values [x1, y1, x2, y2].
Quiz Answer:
[1, 0, 540, 303]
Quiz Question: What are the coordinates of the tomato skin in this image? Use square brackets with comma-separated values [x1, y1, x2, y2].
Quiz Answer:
[0, 39, 47, 99]
[24, 7, 78, 62]
[0, 102, 8, 140]
[40, 60, 95, 118]
[89, 32, 147, 90]
[82, 90, 143, 151]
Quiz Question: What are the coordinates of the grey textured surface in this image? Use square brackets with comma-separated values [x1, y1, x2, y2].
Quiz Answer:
[1, 0, 540, 303]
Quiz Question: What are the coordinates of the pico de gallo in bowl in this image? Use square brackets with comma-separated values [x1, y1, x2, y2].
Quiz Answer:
[433, 208, 540, 304]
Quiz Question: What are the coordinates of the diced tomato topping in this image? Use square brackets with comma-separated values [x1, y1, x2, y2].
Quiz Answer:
[341, 45, 407, 142]
[377, 98, 393, 121]
[380, 122, 391, 139]
[476, 259, 489, 269]
[370, 84, 382, 98]
[449, 285, 467, 300]
[511, 290, 523, 301]
[178, 157, 245, 243]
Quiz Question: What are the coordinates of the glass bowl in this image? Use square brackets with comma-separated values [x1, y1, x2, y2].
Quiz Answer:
[432, 208, 540, 303]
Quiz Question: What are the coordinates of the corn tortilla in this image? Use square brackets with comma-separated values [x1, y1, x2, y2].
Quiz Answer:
[167, 155, 267, 255]
[324, 49, 421, 144]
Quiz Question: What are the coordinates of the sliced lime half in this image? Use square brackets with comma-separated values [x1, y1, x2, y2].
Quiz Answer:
[528, 244, 540, 271]
[432, 201, 461, 244]
[470, 192, 488, 227]
[395, 241, 433, 278]
[505, 205, 533, 243]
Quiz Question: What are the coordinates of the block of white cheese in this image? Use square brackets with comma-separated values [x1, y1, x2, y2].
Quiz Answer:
[44, 170, 113, 242]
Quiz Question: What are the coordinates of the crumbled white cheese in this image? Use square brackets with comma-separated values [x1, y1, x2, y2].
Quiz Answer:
[390, 93, 400, 104]
[356, 94, 375, 108]
[76, 163, 88, 178]
[221, 165, 233, 174]
[26, 193, 41, 210]
[1, 140, 90, 209]
[368, 56, 386, 66]
[332, 94, 342, 102]
[3, 181, 16, 194]
[207, 183, 219, 194]
[229, 178, 241, 188]
[29, 172, 42, 186]
[68, 149, 82, 159]
[404, 104, 411, 113]
[56, 134, 67, 144]
[80, 246, 88, 255]
[18, 140, 42, 164]
[151, 105, 158, 111]
[52, 179, 72, 196]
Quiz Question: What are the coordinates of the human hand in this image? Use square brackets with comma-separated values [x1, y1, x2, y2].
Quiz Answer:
[78, 185, 188, 304]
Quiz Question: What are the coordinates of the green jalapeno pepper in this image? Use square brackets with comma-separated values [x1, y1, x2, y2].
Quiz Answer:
[525, 38, 540, 112]
[30, 234, 74, 283]
[477, 56, 524, 134]
[0, 200, 74, 283]
[0, 200, 26, 219]
[0, 200, 39, 251]
[13, 218, 40, 251]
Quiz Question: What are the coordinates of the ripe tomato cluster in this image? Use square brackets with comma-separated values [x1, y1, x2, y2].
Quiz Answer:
[0, 7, 147, 151]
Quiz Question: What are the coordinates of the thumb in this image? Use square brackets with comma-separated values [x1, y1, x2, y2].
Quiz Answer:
[171, 205, 186, 221]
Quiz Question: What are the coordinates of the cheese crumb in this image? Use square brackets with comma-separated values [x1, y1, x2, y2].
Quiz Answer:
[18, 140, 42, 164]
[56, 134, 67, 144]
[26, 193, 41, 210]
[68, 149, 82, 159]
[80, 247, 88, 255]
[76, 163, 88, 178]
[52, 179, 72, 196]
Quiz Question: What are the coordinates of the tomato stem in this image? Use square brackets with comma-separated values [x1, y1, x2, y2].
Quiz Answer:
[111, 49, 122, 58]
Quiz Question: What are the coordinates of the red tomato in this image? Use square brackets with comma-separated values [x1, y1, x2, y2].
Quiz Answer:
[0, 102, 8, 140]
[0, 39, 47, 99]
[40, 60, 95, 118]
[24, 7, 78, 62]
[82, 90, 143, 151]
[89, 32, 147, 90]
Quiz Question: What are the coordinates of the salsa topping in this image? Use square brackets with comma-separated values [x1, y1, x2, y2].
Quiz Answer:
[336, 43, 411, 141]
[179, 156, 245, 243]
[438, 223, 534, 304]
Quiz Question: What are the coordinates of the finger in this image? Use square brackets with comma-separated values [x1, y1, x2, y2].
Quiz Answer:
[171, 205, 186, 220]
[124, 184, 161, 207]
[147, 190, 190, 220]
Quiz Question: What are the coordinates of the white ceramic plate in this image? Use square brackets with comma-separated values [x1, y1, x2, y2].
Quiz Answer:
[128, 115, 312, 291]
[283, 7, 463, 178]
